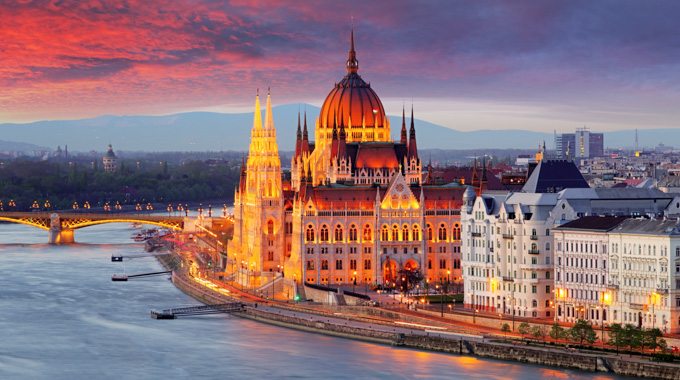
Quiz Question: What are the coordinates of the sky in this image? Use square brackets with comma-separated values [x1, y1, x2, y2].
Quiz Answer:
[1, 0, 679, 133]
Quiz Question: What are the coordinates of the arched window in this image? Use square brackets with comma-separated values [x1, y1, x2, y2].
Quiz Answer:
[363, 224, 372, 241]
[306, 225, 315, 242]
[531, 228, 537, 237]
[381, 225, 389, 241]
[428, 259, 432, 269]
[349, 224, 357, 241]
[453, 224, 461, 240]
[532, 299, 538, 308]
[306, 260, 315, 270]
[412, 225, 420, 241]
[267, 220, 274, 235]
[438, 223, 447, 241]
[427, 224, 433, 241]
[320, 225, 329, 242]
[531, 243, 538, 253]
[402, 225, 409, 241]
[334, 224, 343, 242]
[392, 225, 399, 241]
[321, 260, 328, 270]
[454, 258, 460, 269]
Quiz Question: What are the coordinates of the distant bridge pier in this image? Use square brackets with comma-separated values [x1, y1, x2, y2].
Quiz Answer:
[48, 213, 74, 244]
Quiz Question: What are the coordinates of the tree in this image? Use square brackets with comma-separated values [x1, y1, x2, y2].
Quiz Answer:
[501, 323, 511, 340]
[569, 319, 597, 347]
[549, 323, 566, 342]
[607, 323, 624, 354]
[623, 324, 641, 356]
[518, 322, 531, 341]
[643, 328, 663, 354]
[531, 325, 548, 345]
[395, 268, 424, 293]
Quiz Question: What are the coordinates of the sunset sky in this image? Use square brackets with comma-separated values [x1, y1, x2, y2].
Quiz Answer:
[1, 0, 679, 132]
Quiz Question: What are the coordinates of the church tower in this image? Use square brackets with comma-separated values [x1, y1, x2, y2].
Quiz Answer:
[230, 90, 284, 287]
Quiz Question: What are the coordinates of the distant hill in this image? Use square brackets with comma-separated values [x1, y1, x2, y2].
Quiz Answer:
[0, 139, 49, 152]
[0, 105, 676, 152]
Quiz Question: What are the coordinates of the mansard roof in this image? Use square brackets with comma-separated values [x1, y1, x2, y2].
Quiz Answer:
[521, 159, 589, 193]
[556, 216, 629, 232]
[610, 218, 680, 235]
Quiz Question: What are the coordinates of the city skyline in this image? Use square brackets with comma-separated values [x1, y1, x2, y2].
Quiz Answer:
[2, 1, 679, 133]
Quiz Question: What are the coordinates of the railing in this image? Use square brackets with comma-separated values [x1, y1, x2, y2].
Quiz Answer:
[656, 288, 669, 294]
[502, 276, 514, 282]
[607, 283, 619, 290]
[530, 235, 538, 240]
[528, 249, 540, 254]
[629, 303, 644, 310]
[471, 232, 481, 237]
[502, 234, 513, 239]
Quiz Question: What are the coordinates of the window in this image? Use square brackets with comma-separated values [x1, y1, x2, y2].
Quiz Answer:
[306, 225, 315, 242]
[546, 271, 550, 279]
[349, 225, 358, 241]
[364, 259, 371, 270]
[428, 259, 432, 269]
[306, 260, 315, 270]
[453, 225, 461, 240]
[363, 224, 372, 241]
[364, 247, 371, 254]
[546, 285, 551, 293]
[334, 224, 343, 242]
[267, 220, 274, 235]
[428, 224, 433, 241]
[439, 259, 446, 269]
[438, 224, 447, 241]
[381, 225, 389, 241]
[532, 299, 538, 307]
[350, 259, 357, 270]
[454, 258, 460, 269]
[392, 225, 399, 241]
[335, 260, 343, 270]
[413, 225, 420, 241]
[321, 260, 328, 270]
[320, 225, 329, 241]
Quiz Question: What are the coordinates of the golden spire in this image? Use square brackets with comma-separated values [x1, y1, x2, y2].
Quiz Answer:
[252, 89, 262, 132]
[347, 25, 358, 75]
[264, 87, 274, 132]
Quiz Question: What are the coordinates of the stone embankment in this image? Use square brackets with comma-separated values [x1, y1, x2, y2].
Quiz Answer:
[157, 256, 680, 380]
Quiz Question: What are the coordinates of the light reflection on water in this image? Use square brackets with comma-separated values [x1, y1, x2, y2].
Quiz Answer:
[0, 223, 634, 379]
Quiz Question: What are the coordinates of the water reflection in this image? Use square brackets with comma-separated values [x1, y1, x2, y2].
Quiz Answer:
[0, 223, 632, 379]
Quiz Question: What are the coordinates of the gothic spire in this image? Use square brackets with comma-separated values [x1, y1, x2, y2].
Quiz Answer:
[264, 87, 274, 132]
[252, 89, 262, 132]
[294, 111, 302, 159]
[346, 25, 359, 75]
[407, 105, 418, 159]
[400, 106, 407, 144]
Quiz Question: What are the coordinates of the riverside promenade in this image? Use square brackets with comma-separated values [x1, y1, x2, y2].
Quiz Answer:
[155, 250, 680, 380]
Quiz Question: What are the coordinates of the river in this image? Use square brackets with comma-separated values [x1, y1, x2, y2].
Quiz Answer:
[0, 222, 633, 379]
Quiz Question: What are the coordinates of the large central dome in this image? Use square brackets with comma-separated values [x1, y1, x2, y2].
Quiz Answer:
[317, 28, 390, 145]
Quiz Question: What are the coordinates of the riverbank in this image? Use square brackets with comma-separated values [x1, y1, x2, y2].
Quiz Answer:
[156, 254, 679, 379]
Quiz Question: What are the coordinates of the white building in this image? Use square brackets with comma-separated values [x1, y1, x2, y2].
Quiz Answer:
[461, 158, 680, 321]
[554, 217, 680, 333]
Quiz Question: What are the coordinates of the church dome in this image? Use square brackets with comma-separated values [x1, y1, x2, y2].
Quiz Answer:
[318, 28, 388, 143]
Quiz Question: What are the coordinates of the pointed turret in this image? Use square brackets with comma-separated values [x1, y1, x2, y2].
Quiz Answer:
[239, 155, 247, 193]
[330, 120, 339, 161]
[294, 112, 302, 159]
[407, 106, 418, 159]
[400, 107, 407, 144]
[338, 122, 347, 161]
[252, 89, 262, 132]
[347, 25, 359, 75]
[301, 111, 310, 155]
[264, 87, 274, 132]
[471, 157, 480, 187]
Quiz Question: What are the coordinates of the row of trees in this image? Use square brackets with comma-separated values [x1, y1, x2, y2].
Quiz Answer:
[501, 320, 667, 355]
[0, 158, 241, 211]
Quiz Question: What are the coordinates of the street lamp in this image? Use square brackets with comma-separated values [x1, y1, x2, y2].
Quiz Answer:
[223, 204, 227, 218]
[353, 271, 357, 293]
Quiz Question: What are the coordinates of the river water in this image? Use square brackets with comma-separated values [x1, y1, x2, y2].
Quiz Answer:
[0, 222, 632, 379]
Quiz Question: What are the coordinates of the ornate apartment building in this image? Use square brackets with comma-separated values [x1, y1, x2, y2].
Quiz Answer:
[554, 217, 680, 333]
[229, 30, 471, 294]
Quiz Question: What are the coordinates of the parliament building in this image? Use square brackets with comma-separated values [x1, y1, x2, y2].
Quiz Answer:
[228, 30, 484, 296]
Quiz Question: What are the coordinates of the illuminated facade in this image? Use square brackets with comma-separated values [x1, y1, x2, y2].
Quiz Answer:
[229, 30, 468, 294]
[554, 217, 680, 334]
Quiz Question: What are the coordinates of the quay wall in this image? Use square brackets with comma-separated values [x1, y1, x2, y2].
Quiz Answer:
[157, 255, 680, 380]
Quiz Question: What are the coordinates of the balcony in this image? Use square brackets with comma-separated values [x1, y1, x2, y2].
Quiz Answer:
[607, 283, 619, 290]
[629, 303, 645, 310]
[528, 249, 540, 255]
[530, 235, 538, 240]
[656, 288, 669, 295]
[489, 247, 494, 253]
[502, 276, 514, 282]
[471, 232, 481, 237]
[502, 234, 513, 239]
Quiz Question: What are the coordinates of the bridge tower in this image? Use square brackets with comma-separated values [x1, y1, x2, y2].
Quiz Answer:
[229, 90, 284, 288]
[48, 213, 74, 244]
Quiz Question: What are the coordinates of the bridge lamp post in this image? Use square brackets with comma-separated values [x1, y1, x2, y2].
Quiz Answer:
[73, 202, 78, 210]
[167, 204, 172, 216]
[84, 201, 90, 210]
[223, 204, 227, 218]
[198, 204, 204, 218]
[115, 201, 121, 213]
[44, 200, 50, 210]
[0, 200, 3, 211]
[208, 205, 212, 218]
[185, 204, 189, 217]
[136, 203, 141, 215]
[146, 203, 152, 213]
[9, 199, 16, 210]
